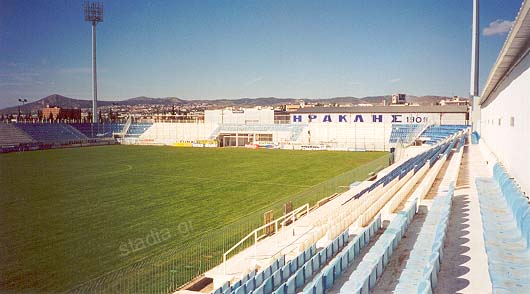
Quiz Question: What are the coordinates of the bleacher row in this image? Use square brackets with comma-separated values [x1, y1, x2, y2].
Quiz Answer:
[476, 163, 530, 292]
[338, 135, 464, 294]
[213, 217, 381, 294]
[301, 217, 381, 294]
[394, 184, 456, 293]
[393, 132, 464, 293]
[212, 129, 467, 294]
[0, 124, 34, 145]
[336, 199, 417, 294]
[293, 136, 462, 257]
[351, 136, 458, 202]
[420, 125, 468, 145]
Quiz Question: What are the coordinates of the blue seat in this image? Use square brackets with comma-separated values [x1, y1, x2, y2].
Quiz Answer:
[255, 271, 264, 287]
[332, 238, 339, 255]
[273, 269, 282, 288]
[314, 276, 324, 294]
[319, 251, 327, 266]
[289, 259, 298, 274]
[264, 266, 273, 280]
[280, 263, 290, 282]
[254, 283, 265, 294]
[304, 248, 312, 264]
[303, 262, 313, 281]
[347, 241, 357, 263]
[323, 266, 334, 290]
[278, 255, 285, 268]
[233, 280, 242, 290]
[286, 276, 296, 294]
[263, 277, 273, 294]
[271, 261, 279, 273]
[245, 278, 255, 292]
[297, 254, 305, 269]
[295, 268, 305, 289]
[326, 245, 333, 260]
[234, 284, 245, 294]
[274, 284, 286, 294]
[311, 255, 320, 273]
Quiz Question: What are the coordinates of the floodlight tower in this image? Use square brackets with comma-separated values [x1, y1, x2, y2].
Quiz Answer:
[470, 0, 479, 97]
[84, 1, 103, 123]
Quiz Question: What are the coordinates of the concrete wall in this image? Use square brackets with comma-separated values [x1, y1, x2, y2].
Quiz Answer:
[205, 108, 274, 124]
[290, 112, 467, 125]
[480, 52, 530, 194]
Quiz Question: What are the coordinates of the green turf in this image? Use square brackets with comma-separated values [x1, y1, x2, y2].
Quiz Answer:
[0, 145, 387, 293]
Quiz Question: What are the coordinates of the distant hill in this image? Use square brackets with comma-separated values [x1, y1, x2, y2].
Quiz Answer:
[0, 94, 454, 114]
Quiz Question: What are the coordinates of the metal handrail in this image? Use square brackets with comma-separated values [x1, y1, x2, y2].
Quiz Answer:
[222, 203, 309, 274]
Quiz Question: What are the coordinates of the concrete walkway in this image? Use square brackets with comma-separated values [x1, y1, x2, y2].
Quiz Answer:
[435, 143, 492, 294]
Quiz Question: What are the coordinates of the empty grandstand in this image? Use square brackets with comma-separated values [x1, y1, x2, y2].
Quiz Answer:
[1, 0, 529, 293]
[69, 123, 125, 138]
[167, 1, 529, 292]
[418, 125, 468, 145]
[15, 123, 88, 143]
[0, 123, 34, 146]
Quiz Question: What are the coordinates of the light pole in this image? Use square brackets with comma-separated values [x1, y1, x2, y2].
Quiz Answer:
[18, 98, 27, 122]
[84, 1, 103, 123]
[470, 0, 479, 98]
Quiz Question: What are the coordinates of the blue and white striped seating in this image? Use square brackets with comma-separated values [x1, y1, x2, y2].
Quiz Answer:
[475, 163, 530, 292]
[337, 200, 417, 294]
[394, 183, 455, 293]
[299, 215, 382, 294]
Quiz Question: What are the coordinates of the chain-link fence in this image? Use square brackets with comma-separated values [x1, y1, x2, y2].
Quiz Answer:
[66, 153, 390, 294]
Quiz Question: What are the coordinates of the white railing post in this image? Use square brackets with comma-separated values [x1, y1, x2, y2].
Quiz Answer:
[254, 231, 258, 259]
[223, 254, 227, 275]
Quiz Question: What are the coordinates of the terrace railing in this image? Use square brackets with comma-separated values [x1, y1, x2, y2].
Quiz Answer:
[222, 203, 309, 274]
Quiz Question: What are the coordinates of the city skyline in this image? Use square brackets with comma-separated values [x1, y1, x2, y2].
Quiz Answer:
[0, 0, 522, 109]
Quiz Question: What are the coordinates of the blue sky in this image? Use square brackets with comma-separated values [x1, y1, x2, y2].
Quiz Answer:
[0, 0, 522, 108]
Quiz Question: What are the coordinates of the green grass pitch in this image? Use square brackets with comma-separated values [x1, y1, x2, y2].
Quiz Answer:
[0, 145, 387, 292]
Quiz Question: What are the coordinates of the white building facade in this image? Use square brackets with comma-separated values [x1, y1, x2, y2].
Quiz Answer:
[478, 0, 530, 194]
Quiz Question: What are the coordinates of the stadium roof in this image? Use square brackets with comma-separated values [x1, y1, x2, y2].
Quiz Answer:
[480, 0, 530, 105]
[294, 105, 468, 114]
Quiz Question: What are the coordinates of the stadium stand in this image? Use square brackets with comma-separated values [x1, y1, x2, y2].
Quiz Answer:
[16, 123, 88, 143]
[0, 123, 35, 146]
[70, 123, 125, 138]
[389, 124, 424, 144]
[204, 130, 467, 294]
[419, 125, 468, 145]
[125, 123, 153, 137]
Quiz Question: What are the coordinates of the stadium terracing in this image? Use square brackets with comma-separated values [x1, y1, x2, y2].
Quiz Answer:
[1, 1, 529, 293]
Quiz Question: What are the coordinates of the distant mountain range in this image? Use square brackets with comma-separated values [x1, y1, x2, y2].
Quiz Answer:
[0, 94, 455, 114]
